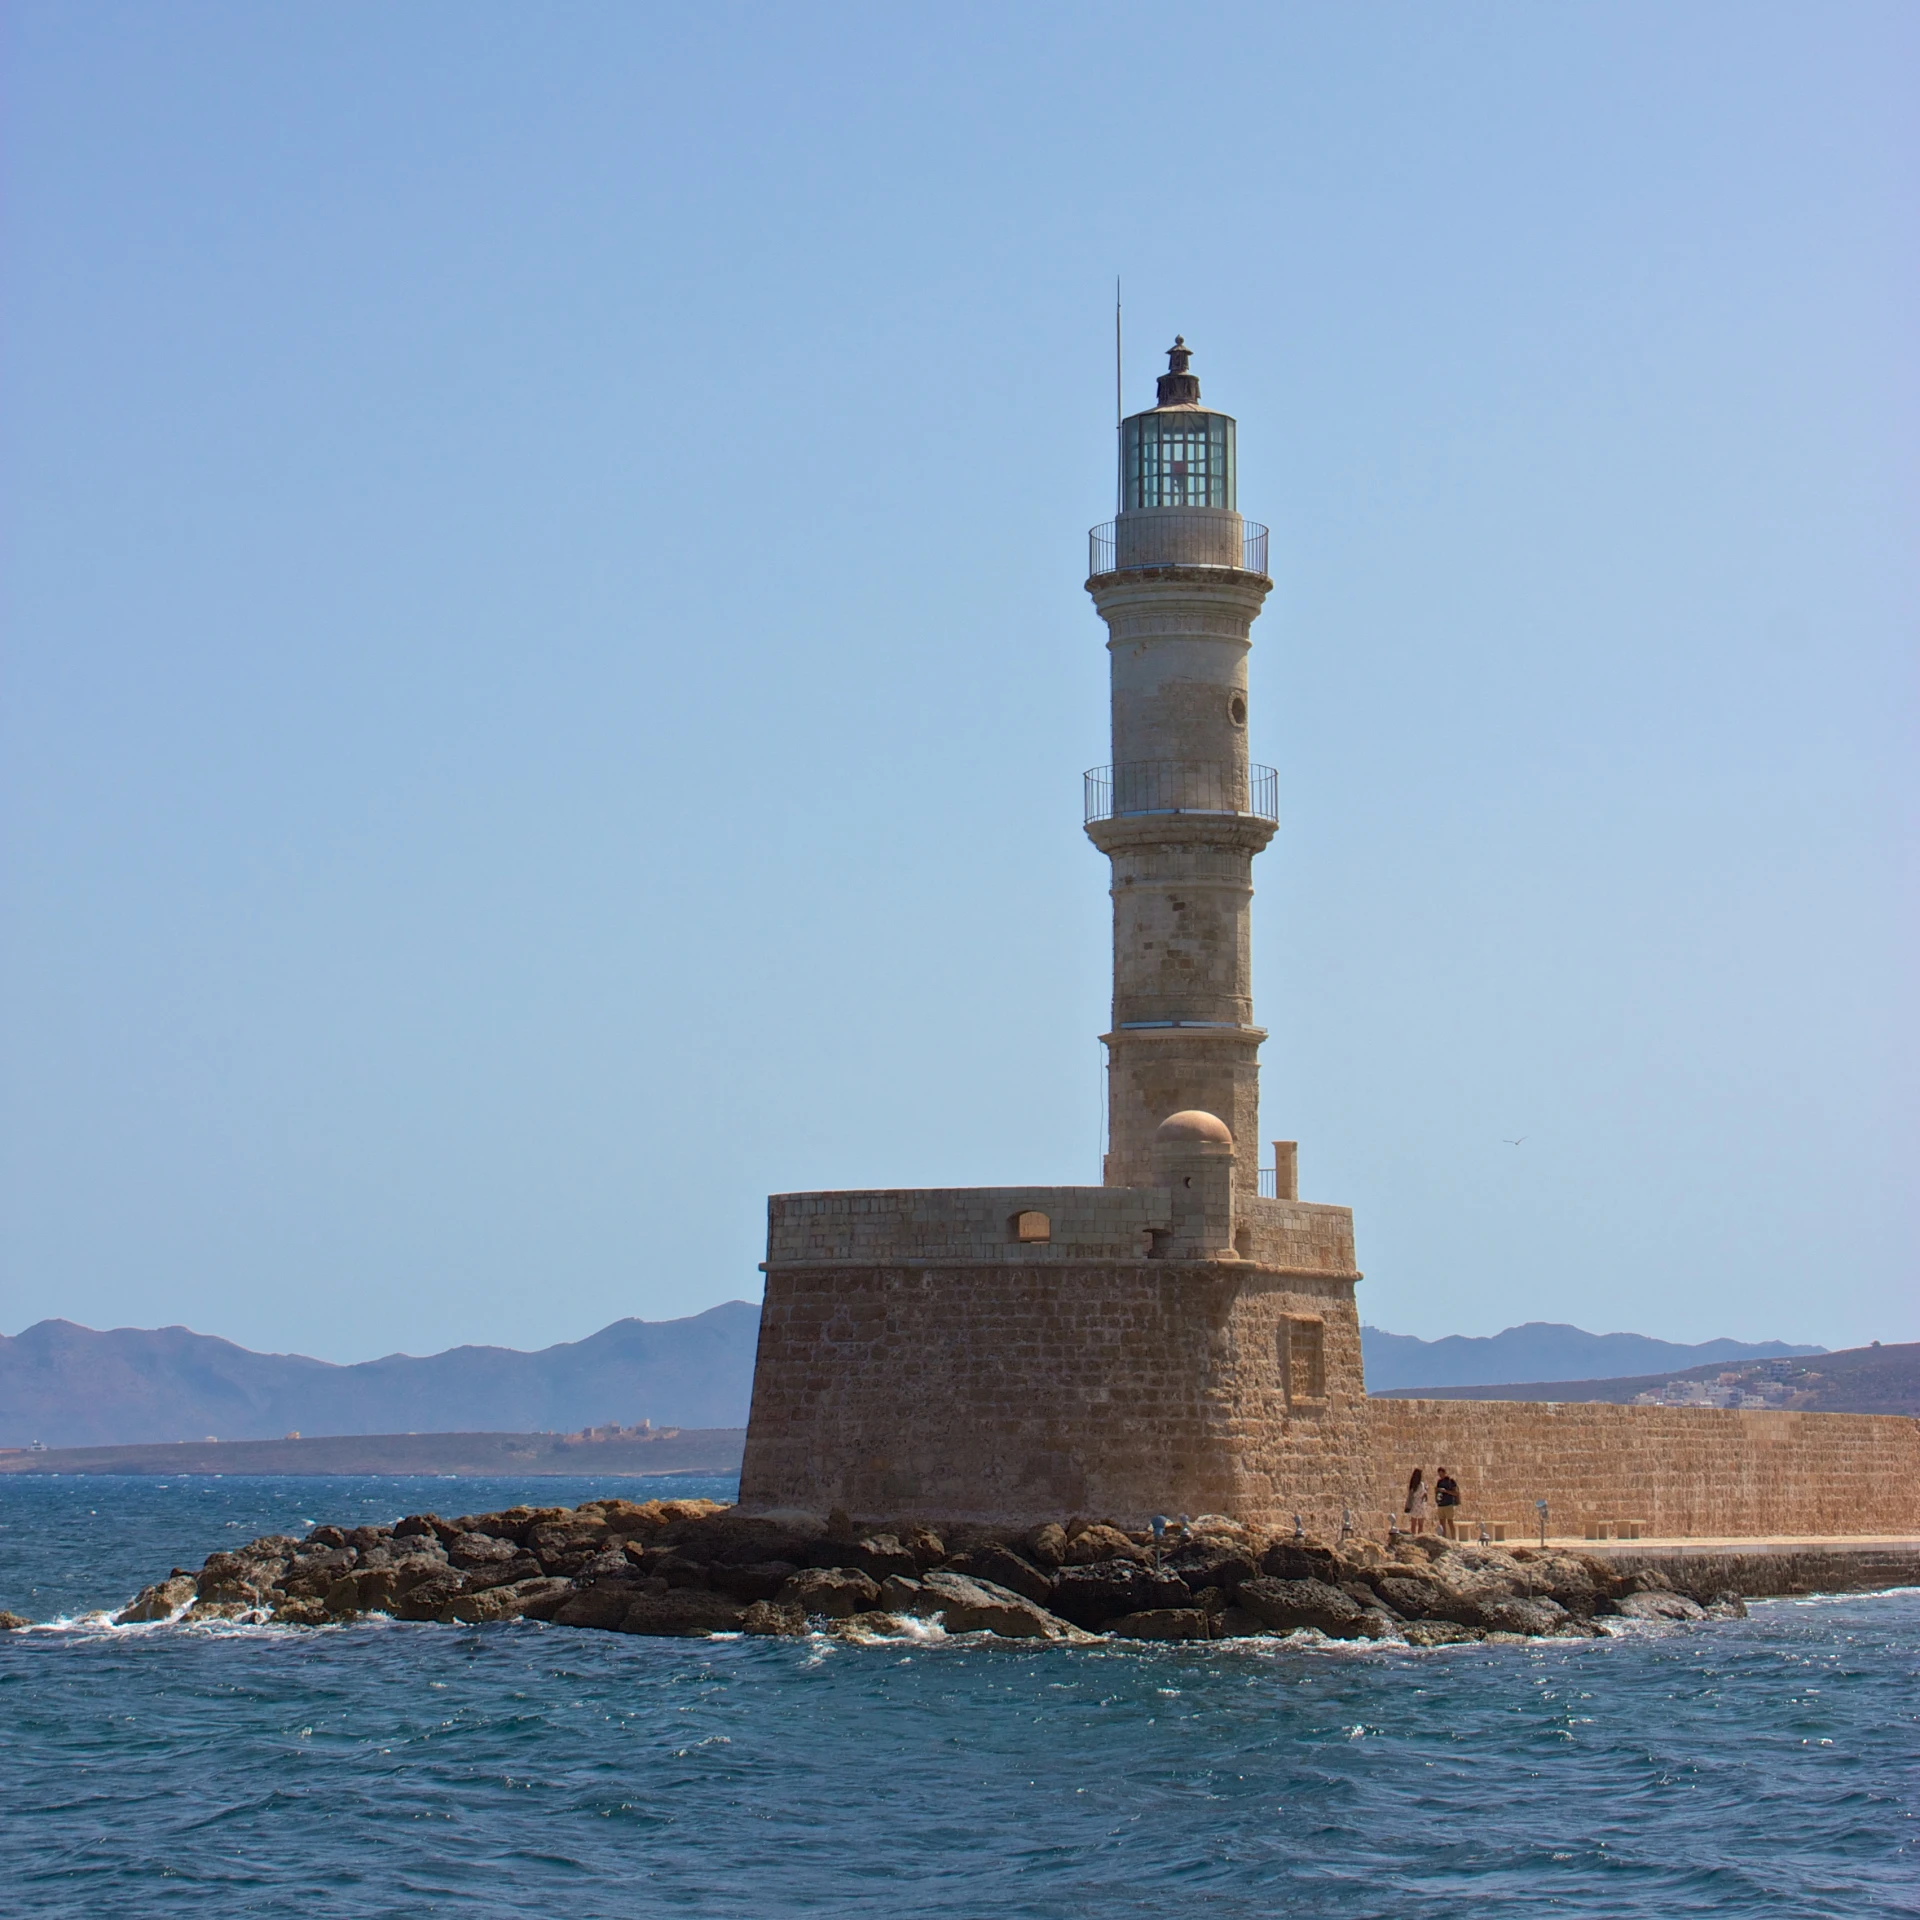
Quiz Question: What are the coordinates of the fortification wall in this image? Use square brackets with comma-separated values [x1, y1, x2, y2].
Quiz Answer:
[1365, 1398, 1920, 1539]
[742, 1233, 1371, 1528]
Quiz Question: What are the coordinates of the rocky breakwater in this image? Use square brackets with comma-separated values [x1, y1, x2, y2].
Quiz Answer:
[103, 1500, 1750, 1646]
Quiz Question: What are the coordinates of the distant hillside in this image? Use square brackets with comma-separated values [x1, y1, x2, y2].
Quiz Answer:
[0, 1427, 747, 1478]
[1360, 1321, 1822, 1392]
[1372, 1340, 1920, 1416]
[0, 1304, 760, 1449]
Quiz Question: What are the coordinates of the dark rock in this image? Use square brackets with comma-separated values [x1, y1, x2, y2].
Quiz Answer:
[1479, 1596, 1569, 1636]
[527, 1520, 611, 1573]
[1108, 1608, 1213, 1641]
[463, 1552, 543, 1593]
[1705, 1591, 1749, 1620]
[1613, 1589, 1709, 1623]
[447, 1577, 573, 1624]
[917, 1569, 1081, 1640]
[197, 1552, 284, 1607]
[392, 1513, 445, 1540]
[1065, 1524, 1148, 1566]
[947, 1544, 1054, 1606]
[902, 1526, 946, 1570]
[878, 1575, 928, 1613]
[617, 1591, 747, 1637]
[281, 1548, 358, 1598]
[0, 1611, 31, 1631]
[1025, 1522, 1068, 1568]
[306, 1525, 349, 1549]
[709, 1560, 800, 1603]
[393, 1570, 469, 1621]
[1260, 1540, 1346, 1583]
[776, 1567, 880, 1619]
[269, 1595, 331, 1626]
[385, 1554, 457, 1596]
[1049, 1560, 1191, 1629]
[805, 1533, 917, 1581]
[322, 1574, 366, 1618]
[1215, 1606, 1266, 1638]
[1404, 1619, 1481, 1647]
[1375, 1575, 1470, 1624]
[446, 1532, 521, 1570]
[553, 1584, 647, 1630]
[740, 1599, 807, 1636]
[1236, 1577, 1371, 1639]
[115, 1573, 198, 1624]
[646, 1552, 714, 1590]
[1164, 1541, 1258, 1597]
[656, 1511, 823, 1567]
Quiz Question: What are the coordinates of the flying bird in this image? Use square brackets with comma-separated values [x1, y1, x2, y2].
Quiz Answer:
[1503, 1137, 1526, 1146]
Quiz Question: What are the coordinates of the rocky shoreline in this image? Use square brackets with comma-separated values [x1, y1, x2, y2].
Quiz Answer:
[90, 1499, 1749, 1644]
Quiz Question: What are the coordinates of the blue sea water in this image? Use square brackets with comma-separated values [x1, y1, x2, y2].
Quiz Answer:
[1, 1476, 1914, 1918]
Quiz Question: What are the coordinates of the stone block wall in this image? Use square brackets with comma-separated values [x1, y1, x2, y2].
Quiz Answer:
[1365, 1398, 1920, 1538]
[742, 1185, 1371, 1529]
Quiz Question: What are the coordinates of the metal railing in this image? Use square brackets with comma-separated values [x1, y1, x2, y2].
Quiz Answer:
[1257, 1166, 1279, 1199]
[1089, 516, 1269, 577]
[1084, 760, 1279, 824]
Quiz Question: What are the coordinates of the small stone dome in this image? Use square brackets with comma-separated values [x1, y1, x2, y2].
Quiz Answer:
[1155, 1109, 1233, 1145]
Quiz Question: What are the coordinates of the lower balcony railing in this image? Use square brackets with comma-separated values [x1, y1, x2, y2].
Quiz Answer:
[1084, 760, 1278, 824]
[1090, 515, 1269, 577]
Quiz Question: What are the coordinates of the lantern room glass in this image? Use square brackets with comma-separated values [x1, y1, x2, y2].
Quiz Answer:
[1121, 409, 1236, 510]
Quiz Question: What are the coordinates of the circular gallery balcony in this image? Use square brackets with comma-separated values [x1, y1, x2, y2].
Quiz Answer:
[1089, 510, 1269, 579]
[1084, 760, 1279, 825]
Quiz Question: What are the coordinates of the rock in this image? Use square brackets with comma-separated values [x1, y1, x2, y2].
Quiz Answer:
[1403, 1619, 1481, 1647]
[392, 1513, 448, 1540]
[806, 1533, 917, 1580]
[709, 1560, 801, 1603]
[776, 1567, 881, 1619]
[740, 1599, 807, 1636]
[902, 1526, 946, 1569]
[1479, 1596, 1569, 1636]
[322, 1574, 367, 1618]
[617, 1591, 747, 1637]
[1214, 1607, 1266, 1639]
[196, 1551, 284, 1607]
[281, 1548, 358, 1598]
[553, 1582, 655, 1629]
[1613, 1589, 1709, 1623]
[917, 1570, 1082, 1640]
[878, 1575, 928, 1613]
[1164, 1541, 1258, 1597]
[462, 1552, 544, 1593]
[269, 1595, 332, 1626]
[946, 1544, 1055, 1606]
[442, 1577, 569, 1624]
[1705, 1591, 1749, 1619]
[1049, 1560, 1194, 1629]
[393, 1570, 469, 1622]
[446, 1532, 522, 1570]
[1504, 1546, 1613, 1613]
[1259, 1540, 1347, 1584]
[1107, 1608, 1213, 1641]
[0, 1611, 28, 1631]
[656, 1511, 823, 1568]
[306, 1525, 349, 1549]
[645, 1552, 715, 1590]
[1026, 1522, 1068, 1568]
[115, 1573, 198, 1624]
[527, 1520, 611, 1574]
[1236, 1577, 1372, 1639]
[1065, 1524, 1147, 1566]
[831, 1611, 911, 1642]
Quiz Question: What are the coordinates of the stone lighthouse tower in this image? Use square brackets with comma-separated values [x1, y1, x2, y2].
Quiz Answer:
[739, 337, 1370, 1528]
[1087, 339, 1276, 1198]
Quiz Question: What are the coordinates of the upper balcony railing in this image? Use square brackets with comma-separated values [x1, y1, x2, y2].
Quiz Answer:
[1090, 513, 1269, 579]
[1085, 759, 1279, 825]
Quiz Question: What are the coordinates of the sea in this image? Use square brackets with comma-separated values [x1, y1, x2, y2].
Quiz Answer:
[0, 1473, 1913, 1918]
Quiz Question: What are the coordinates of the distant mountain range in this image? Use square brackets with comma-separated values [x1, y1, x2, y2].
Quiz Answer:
[0, 1305, 761, 1450]
[1358, 1322, 1822, 1392]
[0, 1307, 1827, 1450]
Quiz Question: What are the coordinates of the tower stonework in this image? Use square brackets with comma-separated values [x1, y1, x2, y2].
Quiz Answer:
[740, 342, 1371, 1529]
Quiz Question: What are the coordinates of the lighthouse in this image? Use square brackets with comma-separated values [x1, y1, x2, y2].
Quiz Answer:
[738, 336, 1368, 1528]
[1086, 338, 1277, 1197]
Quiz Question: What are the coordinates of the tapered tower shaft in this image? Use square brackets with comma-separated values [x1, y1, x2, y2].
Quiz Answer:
[1085, 340, 1275, 1195]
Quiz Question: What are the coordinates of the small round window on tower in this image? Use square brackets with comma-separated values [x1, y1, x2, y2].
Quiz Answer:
[1229, 694, 1247, 726]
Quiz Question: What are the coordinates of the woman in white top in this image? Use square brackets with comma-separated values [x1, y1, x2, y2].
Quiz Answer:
[1404, 1467, 1432, 1536]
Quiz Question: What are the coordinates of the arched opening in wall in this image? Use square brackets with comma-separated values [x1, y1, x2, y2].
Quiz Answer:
[1011, 1210, 1051, 1244]
[1280, 1315, 1326, 1406]
[1233, 1225, 1253, 1258]
[1228, 693, 1247, 726]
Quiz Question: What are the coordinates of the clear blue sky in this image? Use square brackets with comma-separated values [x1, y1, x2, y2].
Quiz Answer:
[2, 3, 1913, 1361]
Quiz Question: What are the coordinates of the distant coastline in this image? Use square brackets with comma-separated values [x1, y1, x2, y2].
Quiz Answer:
[0, 1427, 746, 1478]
